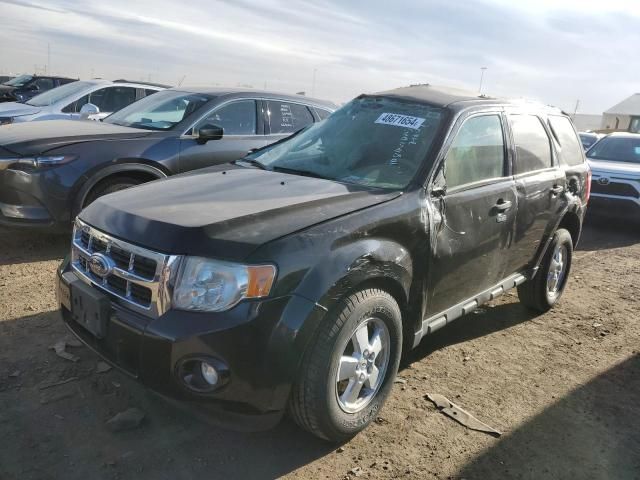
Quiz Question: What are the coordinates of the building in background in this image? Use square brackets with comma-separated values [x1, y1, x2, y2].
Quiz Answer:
[601, 93, 640, 133]
[572, 113, 602, 132]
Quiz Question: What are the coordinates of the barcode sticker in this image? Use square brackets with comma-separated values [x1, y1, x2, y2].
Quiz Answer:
[375, 113, 425, 130]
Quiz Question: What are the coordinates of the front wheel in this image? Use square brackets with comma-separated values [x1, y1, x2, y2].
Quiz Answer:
[518, 228, 573, 312]
[289, 288, 402, 442]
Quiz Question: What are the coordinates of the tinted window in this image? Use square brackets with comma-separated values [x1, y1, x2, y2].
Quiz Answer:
[248, 96, 444, 190]
[32, 78, 54, 91]
[549, 116, 584, 166]
[510, 114, 552, 173]
[445, 115, 505, 188]
[197, 100, 257, 135]
[102, 87, 137, 112]
[587, 136, 640, 164]
[314, 107, 332, 120]
[144, 89, 159, 97]
[266, 101, 314, 134]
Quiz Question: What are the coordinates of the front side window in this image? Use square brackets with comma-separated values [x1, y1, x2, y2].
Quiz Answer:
[26, 80, 89, 107]
[266, 101, 314, 134]
[587, 136, 640, 164]
[445, 114, 505, 188]
[510, 114, 553, 174]
[549, 116, 585, 166]
[196, 100, 257, 135]
[247, 96, 444, 190]
[104, 90, 212, 130]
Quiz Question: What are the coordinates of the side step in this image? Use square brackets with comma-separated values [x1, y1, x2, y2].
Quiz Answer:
[412, 273, 527, 348]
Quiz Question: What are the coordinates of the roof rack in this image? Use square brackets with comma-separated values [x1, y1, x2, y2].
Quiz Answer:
[113, 79, 172, 88]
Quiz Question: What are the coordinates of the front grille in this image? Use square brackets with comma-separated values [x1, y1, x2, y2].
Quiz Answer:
[71, 219, 180, 317]
[590, 180, 640, 199]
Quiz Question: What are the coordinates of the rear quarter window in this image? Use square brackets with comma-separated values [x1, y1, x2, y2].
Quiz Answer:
[549, 116, 585, 166]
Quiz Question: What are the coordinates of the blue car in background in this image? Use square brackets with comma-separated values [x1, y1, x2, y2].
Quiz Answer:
[0, 74, 76, 103]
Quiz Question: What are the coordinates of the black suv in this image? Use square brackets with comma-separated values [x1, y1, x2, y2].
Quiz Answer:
[57, 85, 589, 441]
[0, 74, 76, 103]
[0, 88, 335, 228]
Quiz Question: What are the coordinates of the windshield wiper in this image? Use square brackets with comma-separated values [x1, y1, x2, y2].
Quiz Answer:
[271, 165, 332, 180]
[233, 158, 268, 170]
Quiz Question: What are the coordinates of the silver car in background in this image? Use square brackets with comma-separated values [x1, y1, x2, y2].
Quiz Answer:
[0, 79, 168, 125]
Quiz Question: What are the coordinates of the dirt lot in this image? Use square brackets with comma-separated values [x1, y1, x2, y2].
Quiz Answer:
[1, 218, 639, 480]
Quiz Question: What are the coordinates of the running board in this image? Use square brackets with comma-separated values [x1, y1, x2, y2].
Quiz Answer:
[412, 273, 528, 348]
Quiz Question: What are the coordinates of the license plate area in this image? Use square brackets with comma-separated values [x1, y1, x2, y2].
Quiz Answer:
[69, 278, 111, 339]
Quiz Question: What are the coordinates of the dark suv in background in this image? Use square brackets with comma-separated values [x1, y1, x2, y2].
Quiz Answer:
[56, 85, 589, 441]
[0, 88, 336, 228]
[0, 74, 76, 103]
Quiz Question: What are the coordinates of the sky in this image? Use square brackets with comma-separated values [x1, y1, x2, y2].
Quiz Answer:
[0, 0, 638, 113]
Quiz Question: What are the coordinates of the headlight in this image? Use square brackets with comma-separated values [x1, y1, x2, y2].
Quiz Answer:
[173, 257, 276, 312]
[0, 117, 13, 125]
[0, 155, 76, 170]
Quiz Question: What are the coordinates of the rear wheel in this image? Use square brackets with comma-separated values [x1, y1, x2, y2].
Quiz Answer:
[289, 288, 402, 442]
[518, 228, 573, 312]
[83, 176, 144, 207]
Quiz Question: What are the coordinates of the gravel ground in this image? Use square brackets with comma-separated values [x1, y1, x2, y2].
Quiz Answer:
[0, 217, 638, 480]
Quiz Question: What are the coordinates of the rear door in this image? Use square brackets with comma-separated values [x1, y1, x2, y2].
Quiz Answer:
[426, 111, 517, 315]
[178, 98, 269, 172]
[503, 112, 568, 275]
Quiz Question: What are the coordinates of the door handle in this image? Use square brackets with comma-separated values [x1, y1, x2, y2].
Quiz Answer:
[494, 199, 512, 211]
[550, 185, 564, 195]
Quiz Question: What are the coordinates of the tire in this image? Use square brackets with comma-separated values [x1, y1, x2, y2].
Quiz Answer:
[289, 288, 402, 442]
[518, 228, 573, 312]
[83, 176, 144, 207]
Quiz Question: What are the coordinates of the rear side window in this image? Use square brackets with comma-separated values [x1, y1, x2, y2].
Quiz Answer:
[445, 115, 505, 188]
[510, 114, 552, 174]
[549, 116, 585, 166]
[266, 101, 314, 134]
[102, 87, 137, 112]
[144, 89, 159, 97]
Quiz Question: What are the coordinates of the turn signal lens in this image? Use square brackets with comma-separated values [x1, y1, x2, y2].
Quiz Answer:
[247, 265, 277, 298]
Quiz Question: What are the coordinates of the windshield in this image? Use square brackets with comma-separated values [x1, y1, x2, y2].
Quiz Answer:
[3, 74, 33, 87]
[26, 80, 89, 106]
[579, 133, 598, 150]
[104, 90, 212, 130]
[246, 96, 444, 189]
[587, 136, 640, 164]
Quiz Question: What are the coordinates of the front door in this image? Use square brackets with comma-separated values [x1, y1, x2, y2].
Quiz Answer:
[179, 99, 269, 173]
[426, 112, 517, 316]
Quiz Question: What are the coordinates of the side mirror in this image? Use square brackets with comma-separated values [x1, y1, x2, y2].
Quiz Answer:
[79, 103, 100, 120]
[196, 124, 224, 144]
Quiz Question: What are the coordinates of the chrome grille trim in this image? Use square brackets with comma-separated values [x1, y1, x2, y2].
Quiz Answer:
[71, 218, 181, 318]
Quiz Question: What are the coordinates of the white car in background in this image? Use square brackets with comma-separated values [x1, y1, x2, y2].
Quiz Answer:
[0, 79, 168, 125]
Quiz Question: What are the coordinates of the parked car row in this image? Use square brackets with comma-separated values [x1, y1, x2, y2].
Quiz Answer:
[0, 84, 585, 441]
[0, 79, 168, 124]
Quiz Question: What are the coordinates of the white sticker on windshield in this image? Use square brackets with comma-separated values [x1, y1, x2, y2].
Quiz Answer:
[375, 113, 425, 130]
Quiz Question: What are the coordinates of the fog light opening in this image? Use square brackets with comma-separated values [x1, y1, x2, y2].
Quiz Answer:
[177, 357, 229, 393]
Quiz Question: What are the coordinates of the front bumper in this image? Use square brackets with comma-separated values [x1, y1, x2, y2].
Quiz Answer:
[0, 161, 80, 228]
[57, 261, 324, 429]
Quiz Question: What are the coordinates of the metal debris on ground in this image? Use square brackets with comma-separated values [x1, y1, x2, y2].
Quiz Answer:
[96, 361, 112, 374]
[49, 340, 80, 363]
[39, 377, 79, 390]
[106, 407, 145, 432]
[426, 393, 502, 437]
[348, 466, 364, 477]
[394, 377, 407, 384]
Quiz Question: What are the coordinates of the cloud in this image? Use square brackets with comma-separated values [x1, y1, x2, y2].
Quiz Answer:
[0, 0, 637, 112]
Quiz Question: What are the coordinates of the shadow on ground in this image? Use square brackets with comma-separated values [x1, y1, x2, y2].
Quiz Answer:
[0, 227, 69, 266]
[579, 215, 640, 252]
[457, 354, 640, 479]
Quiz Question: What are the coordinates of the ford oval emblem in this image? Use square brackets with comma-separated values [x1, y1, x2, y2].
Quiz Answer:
[597, 177, 610, 185]
[88, 253, 114, 278]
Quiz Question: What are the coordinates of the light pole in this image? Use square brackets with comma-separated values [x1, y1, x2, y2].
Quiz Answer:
[478, 66, 487, 94]
[312, 68, 317, 97]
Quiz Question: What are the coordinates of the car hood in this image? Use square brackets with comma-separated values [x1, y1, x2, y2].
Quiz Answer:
[0, 101, 39, 117]
[79, 165, 401, 261]
[0, 120, 155, 156]
[588, 159, 640, 176]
